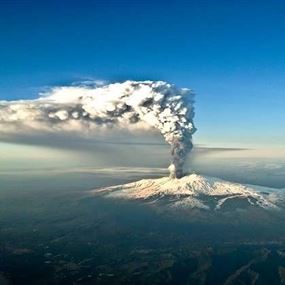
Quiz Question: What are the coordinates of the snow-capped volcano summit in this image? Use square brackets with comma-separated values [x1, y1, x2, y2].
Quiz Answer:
[93, 174, 284, 211]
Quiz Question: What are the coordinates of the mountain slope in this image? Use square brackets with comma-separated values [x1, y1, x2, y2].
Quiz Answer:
[93, 174, 284, 211]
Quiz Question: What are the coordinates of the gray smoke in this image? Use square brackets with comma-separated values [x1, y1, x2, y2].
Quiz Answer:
[0, 80, 196, 178]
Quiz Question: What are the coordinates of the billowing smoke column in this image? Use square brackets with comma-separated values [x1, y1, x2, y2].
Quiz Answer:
[0, 81, 196, 178]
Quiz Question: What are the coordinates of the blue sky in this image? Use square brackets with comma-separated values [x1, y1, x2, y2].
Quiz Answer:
[1, 0, 285, 147]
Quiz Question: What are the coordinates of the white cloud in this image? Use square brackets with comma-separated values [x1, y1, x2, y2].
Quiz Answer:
[0, 80, 196, 177]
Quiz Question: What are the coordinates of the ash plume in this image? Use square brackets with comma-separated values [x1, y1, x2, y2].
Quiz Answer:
[0, 81, 196, 178]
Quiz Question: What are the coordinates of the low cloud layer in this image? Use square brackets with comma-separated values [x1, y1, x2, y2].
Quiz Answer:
[0, 80, 196, 177]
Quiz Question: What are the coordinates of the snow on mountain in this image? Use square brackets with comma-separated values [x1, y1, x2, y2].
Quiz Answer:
[93, 174, 284, 211]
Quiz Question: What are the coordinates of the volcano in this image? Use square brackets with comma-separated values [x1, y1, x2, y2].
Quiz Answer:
[93, 174, 284, 211]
